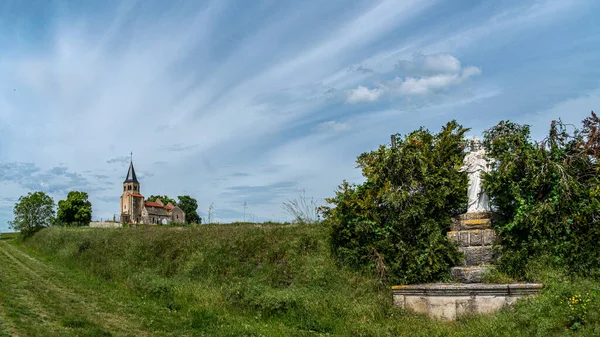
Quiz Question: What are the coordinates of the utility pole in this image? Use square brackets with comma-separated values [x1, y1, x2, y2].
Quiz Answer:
[208, 202, 214, 224]
[391, 134, 396, 148]
[243, 200, 247, 222]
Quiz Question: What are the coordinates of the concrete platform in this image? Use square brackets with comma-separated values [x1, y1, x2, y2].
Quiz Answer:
[392, 283, 543, 320]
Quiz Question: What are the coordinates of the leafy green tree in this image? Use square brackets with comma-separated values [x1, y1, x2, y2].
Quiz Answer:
[320, 121, 468, 284]
[146, 195, 177, 206]
[56, 191, 93, 227]
[8, 191, 55, 238]
[482, 114, 600, 278]
[177, 195, 201, 224]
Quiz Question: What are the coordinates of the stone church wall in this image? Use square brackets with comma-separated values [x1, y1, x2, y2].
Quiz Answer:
[171, 208, 185, 223]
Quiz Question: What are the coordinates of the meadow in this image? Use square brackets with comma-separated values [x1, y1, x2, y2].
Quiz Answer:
[2, 224, 596, 336]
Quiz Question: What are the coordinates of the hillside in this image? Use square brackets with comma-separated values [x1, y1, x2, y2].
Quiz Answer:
[1, 225, 598, 336]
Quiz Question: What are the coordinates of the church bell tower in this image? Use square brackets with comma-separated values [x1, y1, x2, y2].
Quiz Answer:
[120, 153, 143, 223]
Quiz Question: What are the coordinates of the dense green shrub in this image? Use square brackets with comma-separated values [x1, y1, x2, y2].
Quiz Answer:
[320, 121, 468, 284]
[482, 113, 600, 278]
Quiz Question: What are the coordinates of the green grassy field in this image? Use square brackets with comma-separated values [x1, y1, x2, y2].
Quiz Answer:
[0, 224, 598, 336]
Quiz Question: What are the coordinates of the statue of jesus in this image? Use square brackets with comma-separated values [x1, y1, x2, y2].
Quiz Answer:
[460, 137, 491, 213]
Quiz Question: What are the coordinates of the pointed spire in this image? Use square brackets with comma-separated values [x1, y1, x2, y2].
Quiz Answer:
[124, 155, 139, 183]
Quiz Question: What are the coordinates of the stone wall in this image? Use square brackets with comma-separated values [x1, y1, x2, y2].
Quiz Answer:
[171, 208, 185, 223]
[89, 222, 123, 228]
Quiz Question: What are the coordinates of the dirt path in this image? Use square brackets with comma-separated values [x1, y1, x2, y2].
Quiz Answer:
[0, 241, 184, 337]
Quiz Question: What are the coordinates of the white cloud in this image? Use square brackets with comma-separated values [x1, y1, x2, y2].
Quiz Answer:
[316, 121, 350, 133]
[396, 65, 481, 95]
[422, 54, 461, 74]
[396, 53, 462, 75]
[346, 86, 383, 103]
[346, 54, 481, 102]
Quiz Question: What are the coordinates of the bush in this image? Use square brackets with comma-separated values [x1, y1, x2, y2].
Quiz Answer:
[320, 121, 468, 284]
[482, 114, 600, 278]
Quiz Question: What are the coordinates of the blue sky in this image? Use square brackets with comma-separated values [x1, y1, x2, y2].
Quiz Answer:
[1, 0, 599, 230]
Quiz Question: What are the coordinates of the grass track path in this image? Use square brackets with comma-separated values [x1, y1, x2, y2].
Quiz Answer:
[0, 241, 185, 337]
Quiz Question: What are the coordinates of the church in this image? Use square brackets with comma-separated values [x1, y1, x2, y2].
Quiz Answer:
[120, 159, 185, 224]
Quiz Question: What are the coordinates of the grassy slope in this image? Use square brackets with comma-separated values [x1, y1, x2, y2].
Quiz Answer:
[0, 236, 190, 336]
[12, 224, 600, 336]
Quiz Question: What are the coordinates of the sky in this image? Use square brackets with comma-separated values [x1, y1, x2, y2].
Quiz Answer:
[1, 0, 599, 230]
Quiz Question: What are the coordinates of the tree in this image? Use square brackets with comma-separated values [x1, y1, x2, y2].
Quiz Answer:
[56, 191, 93, 227]
[8, 191, 55, 238]
[482, 114, 600, 278]
[177, 195, 201, 224]
[320, 121, 468, 284]
[146, 195, 177, 206]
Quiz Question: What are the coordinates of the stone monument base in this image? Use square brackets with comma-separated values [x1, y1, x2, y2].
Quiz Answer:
[392, 283, 543, 320]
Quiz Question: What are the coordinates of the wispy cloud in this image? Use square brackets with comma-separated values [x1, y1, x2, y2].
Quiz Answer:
[316, 121, 350, 133]
[0, 0, 597, 229]
[106, 157, 130, 165]
[346, 54, 481, 103]
[346, 86, 383, 104]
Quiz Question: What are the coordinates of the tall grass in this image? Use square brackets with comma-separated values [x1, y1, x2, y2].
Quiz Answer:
[24, 225, 600, 336]
[282, 189, 320, 224]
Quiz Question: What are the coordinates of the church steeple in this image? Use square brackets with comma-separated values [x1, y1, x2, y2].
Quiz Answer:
[124, 152, 139, 183]
[124, 161, 138, 183]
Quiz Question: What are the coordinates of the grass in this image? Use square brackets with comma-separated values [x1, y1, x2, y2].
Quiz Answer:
[0, 232, 18, 241]
[3, 224, 600, 336]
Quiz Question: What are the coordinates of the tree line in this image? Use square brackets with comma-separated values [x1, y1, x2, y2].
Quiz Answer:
[8, 191, 202, 238]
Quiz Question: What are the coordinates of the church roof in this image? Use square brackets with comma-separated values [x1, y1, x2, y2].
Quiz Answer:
[124, 161, 139, 183]
[145, 201, 163, 208]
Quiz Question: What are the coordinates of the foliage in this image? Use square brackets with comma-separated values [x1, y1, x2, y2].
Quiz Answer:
[19, 226, 600, 336]
[581, 111, 600, 159]
[8, 191, 55, 238]
[482, 113, 600, 278]
[177, 195, 201, 224]
[320, 121, 469, 284]
[146, 195, 177, 206]
[56, 191, 93, 227]
[559, 292, 594, 330]
[282, 189, 320, 224]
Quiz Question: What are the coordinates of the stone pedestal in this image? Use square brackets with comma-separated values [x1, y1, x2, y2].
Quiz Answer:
[392, 283, 543, 320]
[392, 212, 543, 320]
[448, 212, 498, 283]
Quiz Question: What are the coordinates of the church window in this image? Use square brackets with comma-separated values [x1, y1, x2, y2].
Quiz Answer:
[128, 185, 132, 190]
[124, 186, 126, 192]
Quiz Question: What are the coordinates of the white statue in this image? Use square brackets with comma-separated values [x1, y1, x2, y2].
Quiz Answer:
[460, 137, 491, 213]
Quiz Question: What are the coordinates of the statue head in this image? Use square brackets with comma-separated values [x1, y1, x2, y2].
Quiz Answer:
[470, 137, 482, 151]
